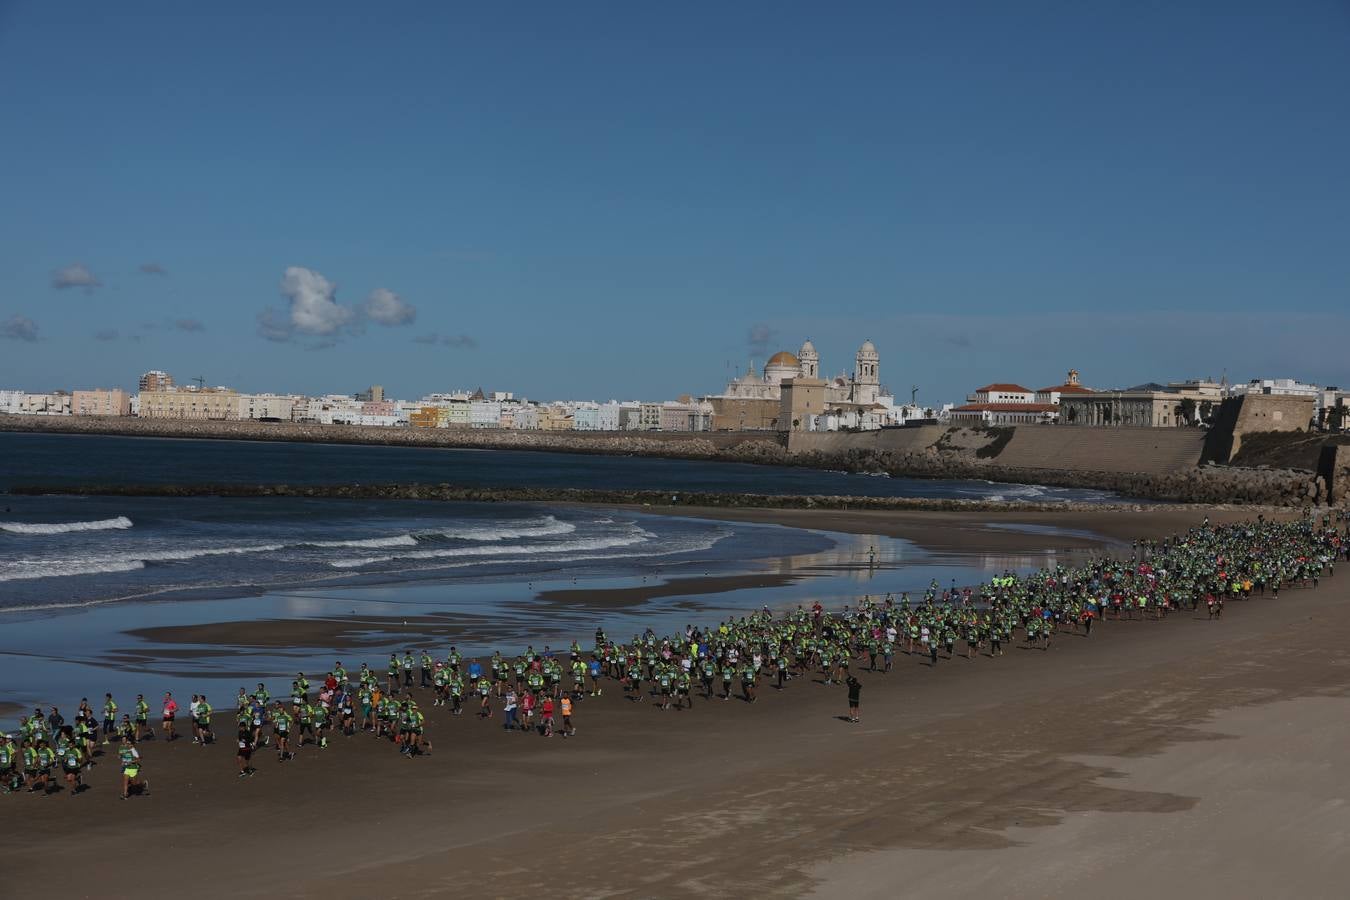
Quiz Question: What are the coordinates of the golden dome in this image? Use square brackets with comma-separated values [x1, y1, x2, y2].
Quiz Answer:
[766, 351, 799, 367]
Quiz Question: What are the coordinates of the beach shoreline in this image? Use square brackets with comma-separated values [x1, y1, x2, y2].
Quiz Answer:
[2, 504, 1346, 899]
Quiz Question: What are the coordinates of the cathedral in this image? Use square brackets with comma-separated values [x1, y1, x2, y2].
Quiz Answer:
[718, 339, 881, 406]
[706, 339, 884, 431]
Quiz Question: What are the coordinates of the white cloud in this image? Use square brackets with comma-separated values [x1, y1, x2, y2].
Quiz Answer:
[2, 314, 39, 342]
[364, 288, 416, 326]
[52, 262, 101, 291]
[257, 266, 359, 342]
[283, 266, 355, 335]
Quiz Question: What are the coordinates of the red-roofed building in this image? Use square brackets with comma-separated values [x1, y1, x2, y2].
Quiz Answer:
[949, 401, 1058, 425]
[969, 383, 1035, 403]
[1034, 369, 1095, 405]
[951, 370, 1094, 425]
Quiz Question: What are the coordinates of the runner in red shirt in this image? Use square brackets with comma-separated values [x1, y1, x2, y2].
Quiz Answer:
[540, 697, 554, 738]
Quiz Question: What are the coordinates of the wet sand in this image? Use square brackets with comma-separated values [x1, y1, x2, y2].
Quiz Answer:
[4, 506, 1347, 899]
[637, 504, 1286, 551]
[125, 572, 808, 652]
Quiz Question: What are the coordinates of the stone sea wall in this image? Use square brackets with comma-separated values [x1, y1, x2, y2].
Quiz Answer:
[0, 414, 1333, 506]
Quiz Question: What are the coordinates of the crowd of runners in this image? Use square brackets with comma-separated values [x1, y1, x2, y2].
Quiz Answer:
[3, 511, 1346, 799]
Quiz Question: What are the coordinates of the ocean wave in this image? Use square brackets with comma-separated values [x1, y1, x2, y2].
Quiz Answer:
[332, 528, 728, 575]
[305, 535, 420, 549]
[138, 544, 286, 562]
[0, 516, 134, 535]
[0, 543, 286, 582]
[330, 529, 654, 569]
[0, 558, 146, 583]
[418, 516, 577, 542]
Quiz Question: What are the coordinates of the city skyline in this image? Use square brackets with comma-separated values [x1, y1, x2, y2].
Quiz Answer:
[3, 4, 1349, 401]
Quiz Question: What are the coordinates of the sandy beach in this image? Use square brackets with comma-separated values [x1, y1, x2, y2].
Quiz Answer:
[3, 504, 1347, 899]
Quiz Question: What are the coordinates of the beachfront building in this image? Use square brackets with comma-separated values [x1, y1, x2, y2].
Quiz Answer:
[950, 381, 1058, 425]
[72, 388, 132, 417]
[538, 404, 573, 430]
[469, 400, 502, 428]
[570, 401, 625, 431]
[138, 387, 238, 420]
[597, 401, 623, 431]
[15, 391, 73, 415]
[290, 394, 361, 425]
[138, 370, 174, 392]
[658, 399, 713, 432]
[573, 403, 602, 431]
[0, 390, 23, 414]
[636, 402, 663, 431]
[615, 404, 640, 431]
[1058, 379, 1224, 427]
[949, 370, 1102, 426]
[510, 404, 540, 430]
[408, 406, 440, 428]
[237, 393, 300, 421]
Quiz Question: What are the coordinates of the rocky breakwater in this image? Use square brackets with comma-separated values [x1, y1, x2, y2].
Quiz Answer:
[739, 444, 1332, 507]
[10, 481, 1159, 513]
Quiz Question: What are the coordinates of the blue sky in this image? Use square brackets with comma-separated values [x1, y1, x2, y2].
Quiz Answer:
[2, 2, 1348, 403]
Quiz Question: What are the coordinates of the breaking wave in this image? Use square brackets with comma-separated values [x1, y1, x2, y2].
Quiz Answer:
[0, 516, 134, 535]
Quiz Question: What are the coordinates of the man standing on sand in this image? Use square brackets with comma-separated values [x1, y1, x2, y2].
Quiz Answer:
[845, 675, 861, 724]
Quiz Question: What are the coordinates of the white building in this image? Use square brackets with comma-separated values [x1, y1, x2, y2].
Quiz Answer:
[238, 393, 300, 421]
[0, 390, 24, 414]
[510, 404, 539, 430]
[469, 401, 502, 428]
[596, 401, 623, 431]
[572, 403, 601, 431]
[1229, 378, 1321, 399]
[18, 392, 73, 415]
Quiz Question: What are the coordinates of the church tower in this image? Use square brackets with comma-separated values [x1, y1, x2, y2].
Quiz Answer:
[854, 339, 880, 404]
[799, 339, 819, 379]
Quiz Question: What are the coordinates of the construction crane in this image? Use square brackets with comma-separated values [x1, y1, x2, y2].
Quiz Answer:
[192, 375, 206, 389]
[911, 385, 919, 405]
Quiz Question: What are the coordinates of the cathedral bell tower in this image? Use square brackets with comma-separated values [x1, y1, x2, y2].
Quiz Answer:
[854, 340, 880, 405]
[799, 340, 820, 379]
